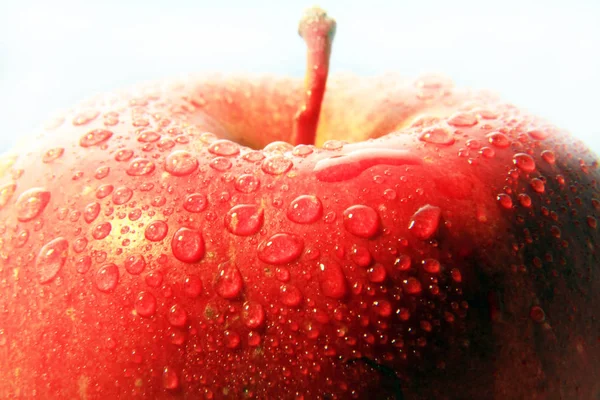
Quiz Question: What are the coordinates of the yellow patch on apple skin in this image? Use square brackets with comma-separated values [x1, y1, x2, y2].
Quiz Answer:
[0, 154, 18, 179]
[80, 185, 93, 196]
[77, 375, 90, 400]
[65, 307, 76, 322]
[12, 268, 18, 281]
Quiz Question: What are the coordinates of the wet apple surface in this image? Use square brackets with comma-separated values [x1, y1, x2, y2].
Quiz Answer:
[1, 7, 599, 400]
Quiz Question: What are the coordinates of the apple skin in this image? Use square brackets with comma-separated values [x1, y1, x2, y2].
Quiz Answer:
[0, 72, 599, 400]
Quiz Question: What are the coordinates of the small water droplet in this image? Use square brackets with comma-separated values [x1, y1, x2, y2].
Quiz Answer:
[16, 188, 51, 222]
[112, 186, 133, 205]
[36, 237, 69, 283]
[83, 202, 101, 223]
[225, 204, 264, 236]
[403, 277, 422, 295]
[342, 205, 380, 238]
[115, 149, 134, 162]
[80, 129, 113, 147]
[183, 275, 203, 298]
[94, 166, 110, 179]
[171, 227, 205, 263]
[73, 110, 99, 126]
[145, 271, 163, 288]
[92, 222, 112, 240]
[164, 150, 199, 177]
[126, 158, 156, 176]
[75, 255, 92, 274]
[95, 184, 114, 199]
[486, 132, 510, 148]
[447, 112, 477, 127]
[224, 330, 241, 349]
[421, 258, 441, 274]
[235, 174, 261, 193]
[95, 263, 119, 292]
[257, 233, 304, 265]
[587, 216, 597, 229]
[0, 183, 16, 208]
[261, 156, 293, 175]
[214, 261, 243, 299]
[162, 367, 179, 390]
[210, 156, 233, 171]
[497, 193, 513, 209]
[280, 284, 303, 307]
[530, 178, 545, 193]
[368, 264, 387, 282]
[242, 302, 265, 329]
[480, 147, 495, 158]
[408, 204, 441, 240]
[319, 261, 348, 299]
[42, 148, 65, 163]
[418, 127, 455, 145]
[73, 237, 88, 253]
[528, 129, 549, 140]
[350, 245, 372, 267]
[541, 150, 556, 164]
[518, 193, 532, 208]
[137, 130, 161, 143]
[135, 291, 157, 317]
[183, 193, 208, 213]
[292, 144, 314, 157]
[167, 304, 187, 327]
[145, 220, 168, 242]
[450, 268, 462, 282]
[208, 140, 240, 156]
[529, 305, 546, 323]
[242, 150, 266, 163]
[513, 153, 536, 172]
[287, 195, 323, 224]
[383, 188, 397, 200]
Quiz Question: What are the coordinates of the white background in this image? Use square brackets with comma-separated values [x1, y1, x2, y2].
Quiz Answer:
[1, 0, 599, 152]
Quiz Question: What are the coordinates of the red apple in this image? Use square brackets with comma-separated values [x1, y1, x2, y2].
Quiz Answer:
[1, 6, 599, 400]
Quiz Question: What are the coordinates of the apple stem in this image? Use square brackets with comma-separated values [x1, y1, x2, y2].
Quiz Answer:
[292, 7, 336, 146]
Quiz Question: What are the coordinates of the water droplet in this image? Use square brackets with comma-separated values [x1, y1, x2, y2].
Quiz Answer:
[145, 271, 163, 288]
[95, 263, 119, 292]
[447, 112, 478, 127]
[343, 205, 379, 238]
[214, 261, 243, 299]
[480, 147, 495, 158]
[235, 174, 261, 193]
[287, 195, 323, 224]
[42, 148, 65, 163]
[242, 150, 266, 163]
[208, 139, 240, 156]
[528, 129, 549, 140]
[350, 245, 372, 267]
[112, 186, 133, 205]
[257, 233, 304, 265]
[497, 193, 513, 209]
[73, 237, 88, 253]
[541, 150, 556, 164]
[530, 178, 545, 193]
[92, 222, 112, 240]
[145, 220, 168, 242]
[224, 330, 241, 349]
[164, 150, 199, 177]
[450, 268, 462, 282]
[162, 367, 179, 390]
[422, 258, 441, 274]
[383, 188, 397, 200]
[167, 304, 187, 327]
[36, 237, 68, 283]
[126, 158, 156, 176]
[79, 129, 113, 147]
[0, 183, 16, 208]
[408, 204, 441, 240]
[486, 132, 510, 148]
[319, 261, 348, 299]
[94, 166, 110, 179]
[135, 291, 157, 317]
[75, 255, 92, 274]
[403, 277, 422, 295]
[183, 275, 203, 298]
[587, 216, 597, 229]
[529, 305, 546, 323]
[183, 193, 208, 213]
[72, 110, 99, 126]
[16, 188, 51, 222]
[261, 156, 293, 175]
[368, 264, 387, 282]
[292, 144, 314, 157]
[242, 302, 265, 329]
[95, 184, 114, 199]
[137, 130, 161, 143]
[225, 204, 264, 236]
[518, 193, 532, 208]
[84, 202, 101, 223]
[513, 153, 536, 172]
[115, 149, 134, 162]
[418, 127, 455, 145]
[171, 227, 205, 263]
[314, 149, 421, 182]
[280, 284, 303, 307]
[210, 157, 233, 171]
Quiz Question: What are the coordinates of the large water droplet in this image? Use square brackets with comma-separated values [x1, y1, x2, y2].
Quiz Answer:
[135, 291, 157, 317]
[36, 237, 69, 284]
[208, 140, 240, 156]
[261, 156, 293, 175]
[16, 188, 51, 222]
[314, 149, 421, 182]
[183, 193, 208, 213]
[287, 195, 323, 224]
[80, 129, 113, 147]
[42, 148, 65, 163]
[0, 183, 16, 208]
[408, 204, 441, 240]
[171, 227, 205, 263]
[214, 261, 243, 299]
[126, 158, 156, 176]
[343, 205, 380, 238]
[145, 220, 168, 242]
[234, 174, 261, 193]
[512, 153, 536, 172]
[280, 284, 303, 307]
[164, 150, 199, 177]
[257, 233, 304, 265]
[319, 261, 348, 299]
[225, 204, 264, 236]
[242, 302, 265, 329]
[167, 304, 188, 327]
[418, 127, 455, 145]
[92, 222, 112, 240]
[112, 186, 133, 205]
[95, 263, 119, 292]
